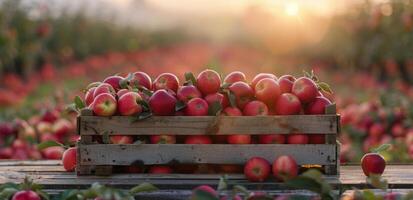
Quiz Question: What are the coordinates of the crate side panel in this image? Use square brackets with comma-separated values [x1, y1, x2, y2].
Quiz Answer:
[79, 144, 337, 165]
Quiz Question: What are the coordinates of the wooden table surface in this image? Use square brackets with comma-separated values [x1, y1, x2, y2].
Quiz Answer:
[0, 160, 412, 190]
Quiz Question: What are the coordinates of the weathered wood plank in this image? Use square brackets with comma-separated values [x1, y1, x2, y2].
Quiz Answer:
[79, 144, 337, 165]
[79, 115, 339, 135]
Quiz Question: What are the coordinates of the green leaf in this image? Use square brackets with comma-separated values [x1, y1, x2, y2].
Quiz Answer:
[232, 185, 249, 196]
[226, 91, 237, 108]
[120, 73, 134, 89]
[129, 183, 158, 194]
[37, 190, 50, 200]
[65, 103, 78, 113]
[362, 190, 377, 200]
[303, 70, 311, 78]
[138, 100, 150, 112]
[184, 72, 197, 85]
[37, 141, 65, 150]
[141, 88, 153, 97]
[217, 175, 228, 191]
[0, 188, 18, 199]
[74, 96, 86, 110]
[371, 144, 391, 153]
[208, 101, 222, 116]
[221, 83, 231, 89]
[318, 82, 332, 94]
[131, 111, 153, 122]
[175, 100, 187, 112]
[191, 190, 219, 200]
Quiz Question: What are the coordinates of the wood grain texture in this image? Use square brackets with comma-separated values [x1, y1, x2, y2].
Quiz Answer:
[78, 144, 337, 165]
[0, 161, 413, 190]
[78, 115, 339, 136]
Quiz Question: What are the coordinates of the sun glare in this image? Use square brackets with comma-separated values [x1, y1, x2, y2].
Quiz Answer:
[284, 2, 299, 16]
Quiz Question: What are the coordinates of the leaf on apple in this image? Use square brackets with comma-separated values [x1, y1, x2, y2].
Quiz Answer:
[129, 182, 158, 194]
[226, 91, 237, 108]
[131, 111, 153, 122]
[74, 96, 85, 110]
[318, 82, 333, 94]
[65, 103, 78, 114]
[220, 82, 231, 89]
[175, 100, 187, 112]
[138, 100, 150, 112]
[140, 87, 153, 97]
[119, 73, 134, 89]
[184, 72, 197, 86]
[37, 140, 65, 150]
[208, 101, 222, 116]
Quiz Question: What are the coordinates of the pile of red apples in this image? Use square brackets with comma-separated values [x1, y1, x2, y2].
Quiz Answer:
[79, 69, 333, 179]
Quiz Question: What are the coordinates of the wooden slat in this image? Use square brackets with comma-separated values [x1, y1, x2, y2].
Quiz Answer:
[79, 144, 337, 165]
[79, 115, 339, 135]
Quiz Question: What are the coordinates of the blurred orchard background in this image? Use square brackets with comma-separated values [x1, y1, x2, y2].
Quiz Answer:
[0, 0, 413, 163]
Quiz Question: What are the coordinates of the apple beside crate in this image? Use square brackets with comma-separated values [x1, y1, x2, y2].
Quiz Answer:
[76, 104, 340, 176]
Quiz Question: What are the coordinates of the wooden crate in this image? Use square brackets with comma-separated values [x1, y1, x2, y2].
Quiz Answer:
[76, 104, 340, 176]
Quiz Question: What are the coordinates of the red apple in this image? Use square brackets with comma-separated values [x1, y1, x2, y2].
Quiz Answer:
[196, 69, 221, 95]
[103, 75, 124, 91]
[130, 71, 152, 90]
[272, 155, 298, 181]
[0, 147, 13, 159]
[255, 78, 281, 106]
[304, 96, 332, 114]
[192, 185, 218, 198]
[150, 135, 176, 144]
[405, 129, 413, 146]
[383, 192, 402, 200]
[149, 89, 177, 116]
[93, 83, 116, 98]
[274, 93, 301, 115]
[278, 75, 296, 94]
[185, 135, 212, 144]
[292, 77, 318, 103]
[12, 190, 40, 200]
[259, 134, 285, 144]
[287, 134, 309, 144]
[391, 123, 405, 137]
[224, 71, 247, 84]
[227, 135, 251, 144]
[309, 134, 325, 144]
[52, 119, 73, 139]
[369, 123, 385, 137]
[222, 107, 242, 116]
[42, 146, 64, 159]
[184, 98, 209, 116]
[62, 147, 77, 172]
[149, 166, 173, 174]
[251, 73, 277, 89]
[92, 93, 117, 116]
[153, 73, 179, 92]
[361, 153, 386, 176]
[244, 157, 271, 182]
[117, 92, 143, 116]
[205, 93, 229, 108]
[116, 89, 129, 98]
[177, 85, 202, 102]
[110, 136, 134, 144]
[243, 100, 269, 116]
[41, 109, 60, 123]
[85, 87, 96, 106]
[229, 81, 254, 109]
[12, 139, 28, 150]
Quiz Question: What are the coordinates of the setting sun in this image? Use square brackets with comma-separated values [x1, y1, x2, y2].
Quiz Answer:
[284, 2, 299, 16]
